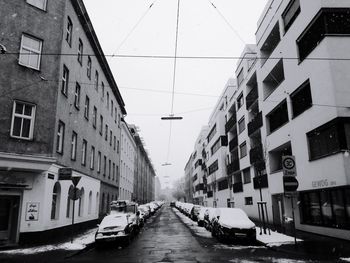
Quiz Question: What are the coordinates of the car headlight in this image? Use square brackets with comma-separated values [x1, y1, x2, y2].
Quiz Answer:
[96, 233, 103, 238]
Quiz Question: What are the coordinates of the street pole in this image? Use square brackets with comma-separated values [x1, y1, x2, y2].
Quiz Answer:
[291, 195, 297, 247]
[259, 179, 267, 234]
[71, 187, 76, 243]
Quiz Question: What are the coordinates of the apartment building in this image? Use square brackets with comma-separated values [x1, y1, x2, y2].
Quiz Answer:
[187, 0, 350, 240]
[120, 120, 136, 201]
[129, 125, 156, 204]
[191, 126, 209, 206]
[0, 0, 126, 245]
[184, 155, 193, 203]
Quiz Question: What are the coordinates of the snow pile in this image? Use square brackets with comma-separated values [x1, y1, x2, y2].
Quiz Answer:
[0, 228, 97, 255]
[172, 208, 212, 238]
[256, 229, 302, 247]
[341, 258, 350, 262]
[229, 257, 308, 263]
[214, 244, 263, 250]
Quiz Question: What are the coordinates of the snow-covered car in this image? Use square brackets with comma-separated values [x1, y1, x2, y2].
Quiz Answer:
[183, 203, 194, 217]
[211, 208, 256, 242]
[95, 213, 139, 245]
[204, 207, 216, 231]
[190, 205, 202, 221]
[197, 207, 208, 227]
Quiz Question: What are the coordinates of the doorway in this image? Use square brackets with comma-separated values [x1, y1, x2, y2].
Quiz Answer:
[272, 194, 285, 233]
[0, 195, 20, 246]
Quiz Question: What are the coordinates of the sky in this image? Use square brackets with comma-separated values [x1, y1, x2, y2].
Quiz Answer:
[83, 0, 269, 189]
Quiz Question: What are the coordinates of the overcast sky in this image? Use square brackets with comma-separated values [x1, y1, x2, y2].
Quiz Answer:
[83, 0, 268, 189]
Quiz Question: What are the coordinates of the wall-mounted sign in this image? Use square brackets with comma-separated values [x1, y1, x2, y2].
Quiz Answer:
[58, 168, 72, 180]
[312, 179, 337, 188]
[282, 156, 297, 177]
[0, 172, 34, 189]
[25, 202, 39, 221]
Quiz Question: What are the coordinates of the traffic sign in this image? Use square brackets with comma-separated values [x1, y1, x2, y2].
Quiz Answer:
[283, 176, 299, 193]
[69, 187, 81, 200]
[282, 156, 297, 177]
[71, 176, 81, 186]
[58, 168, 72, 180]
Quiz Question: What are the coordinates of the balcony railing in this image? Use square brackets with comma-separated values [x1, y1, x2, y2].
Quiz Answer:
[246, 88, 258, 110]
[253, 174, 268, 189]
[226, 159, 240, 175]
[249, 143, 264, 164]
[229, 135, 238, 152]
[225, 114, 237, 134]
[207, 191, 213, 198]
[248, 112, 263, 136]
[233, 182, 243, 193]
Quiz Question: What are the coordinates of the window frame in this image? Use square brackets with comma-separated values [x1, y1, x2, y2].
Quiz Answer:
[81, 139, 87, 166]
[78, 38, 83, 65]
[282, 0, 301, 33]
[90, 146, 95, 170]
[74, 82, 81, 110]
[61, 65, 69, 97]
[84, 95, 90, 120]
[18, 34, 43, 70]
[10, 100, 36, 140]
[291, 79, 313, 119]
[97, 151, 101, 173]
[239, 141, 247, 158]
[92, 106, 97, 128]
[65, 16, 73, 46]
[238, 116, 245, 134]
[71, 131, 77, 161]
[56, 120, 65, 154]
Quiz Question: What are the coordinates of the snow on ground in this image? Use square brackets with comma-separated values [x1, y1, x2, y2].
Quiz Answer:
[172, 208, 212, 238]
[341, 258, 350, 262]
[229, 259, 308, 263]
[0, 228, 97, 255]
[256, 229, 302, 247]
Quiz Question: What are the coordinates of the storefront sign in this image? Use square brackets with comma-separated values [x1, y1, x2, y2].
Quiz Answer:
[0, 172, 34, 189]
[312, 179, 337, 188]
[25, 202, 39, 221]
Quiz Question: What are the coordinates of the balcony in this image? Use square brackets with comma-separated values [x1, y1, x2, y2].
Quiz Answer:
[225, 114, 237, 134]
[207, 191, 213, 198]
[226, 160, 240, 175]
[195, 183, 204, 192]
[233, 182, 243, 193]
[249, 144, 264, 164]
[248, 112, 263, 136]
[253, 174, 268, 189]
[229, 135, 238, 152]
[246, 88, 258, 110]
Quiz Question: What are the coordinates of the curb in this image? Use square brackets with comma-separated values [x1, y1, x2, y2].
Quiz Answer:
[65, 242, 96, 259]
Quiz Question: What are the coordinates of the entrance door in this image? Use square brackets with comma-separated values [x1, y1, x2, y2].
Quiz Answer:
[272, 194, 285, 233]
[0, 196, 20, 245]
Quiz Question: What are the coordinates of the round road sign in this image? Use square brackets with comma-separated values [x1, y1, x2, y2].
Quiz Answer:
[282, 157, 295, 170]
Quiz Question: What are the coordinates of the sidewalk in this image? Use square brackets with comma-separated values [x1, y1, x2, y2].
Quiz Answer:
[255, 223, 350, 261]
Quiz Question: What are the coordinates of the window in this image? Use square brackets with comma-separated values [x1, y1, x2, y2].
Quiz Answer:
[50, 182, 61, 220]
[117, 140, 120, 153]
[81, 139, 87, 166]
[88, 191, 92, 215]
[78, 188, 84, 217]
[66, 186, 74, 218]
[78, 39, 83, 65]
[99, 115, 103, 135]
[105, 124, 108, 141]
[95, 71, 99, 90]
[269, 142, 292, 172]
[92, 106, 97, 128]
[243, 168, 251, 184]
[110, 130, 112, 146]
[103, 156, 107, 176]
[113, 163, 115, 180]
[238, 117, 245, 134]
[115, 108, 118, 123]
[97, 151, 101, 173]
[260, 22, 281, 66]
[11, 101, 36, 140]
[90, 146, 95, 170]
[111, 101, 114, 117]
[114, 136, 116, 150]
[65, 17, 73, 46]
[300, 187, 350, 229]
[240, 141, 247, 158]
[218, 179, 228, 191]
[291, 80, 312, 118]
[71, 131, 77, 161]
[207, 125, 217, 143]
[108, 160, 111, 179]
[282, 0, 301, 32]
[61, 65, 70, 96]
[56, 120, 65, 154]
[116, 165, 119, 182]
[26, 0, 47, 10]
[86, 56, 92, 79]
[107, 92, 110, 109]
[267, 99, 289, 134]
[237, 68, 244, 86]
[84, 96, 90, 120]
[245, 197, 253, 205]
[208, 160, 218, 175]
[101, 82, 105, 100]
[237, 93, 244, 109]
[118, 114, 121, 127]
[211, 139, 220, 155]
[297, 8, 350, 62]
[19, 34, 42, 70]
[263, 59, 285, 99]
[74, 83, 81, 109]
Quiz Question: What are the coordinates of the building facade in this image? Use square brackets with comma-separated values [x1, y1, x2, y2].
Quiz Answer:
[187, 0, 350, 240]
[119, 120, 136, 201]
[0, 0, 126, 245]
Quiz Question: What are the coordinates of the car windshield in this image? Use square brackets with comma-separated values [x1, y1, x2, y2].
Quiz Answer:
[100, 215, 128, 228]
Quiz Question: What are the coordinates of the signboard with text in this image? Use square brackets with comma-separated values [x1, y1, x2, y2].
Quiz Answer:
[58, 168, 72, 180]
[25, 202, 39, 221]
[282, 156, 297, 177]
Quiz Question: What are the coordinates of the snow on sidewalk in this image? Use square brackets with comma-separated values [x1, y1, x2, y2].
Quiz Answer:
[0, 228, 97, 255]
[256, 229, 302, 247]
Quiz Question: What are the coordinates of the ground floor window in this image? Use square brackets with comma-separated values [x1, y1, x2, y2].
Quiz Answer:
[300, 187, 350, 229]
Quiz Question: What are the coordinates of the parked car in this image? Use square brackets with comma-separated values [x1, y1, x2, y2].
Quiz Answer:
[170, 201, 176, 207]
[197, 207, 208, 227]
[95, 213, 139, 246]
[190, 205, 202, 221]
[204, 207, 216, 231]
[211, 208, 256, 242]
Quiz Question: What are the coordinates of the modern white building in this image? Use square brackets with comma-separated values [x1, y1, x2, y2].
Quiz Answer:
[186, 0, 350, 240]
[120, 120, 136, 201]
